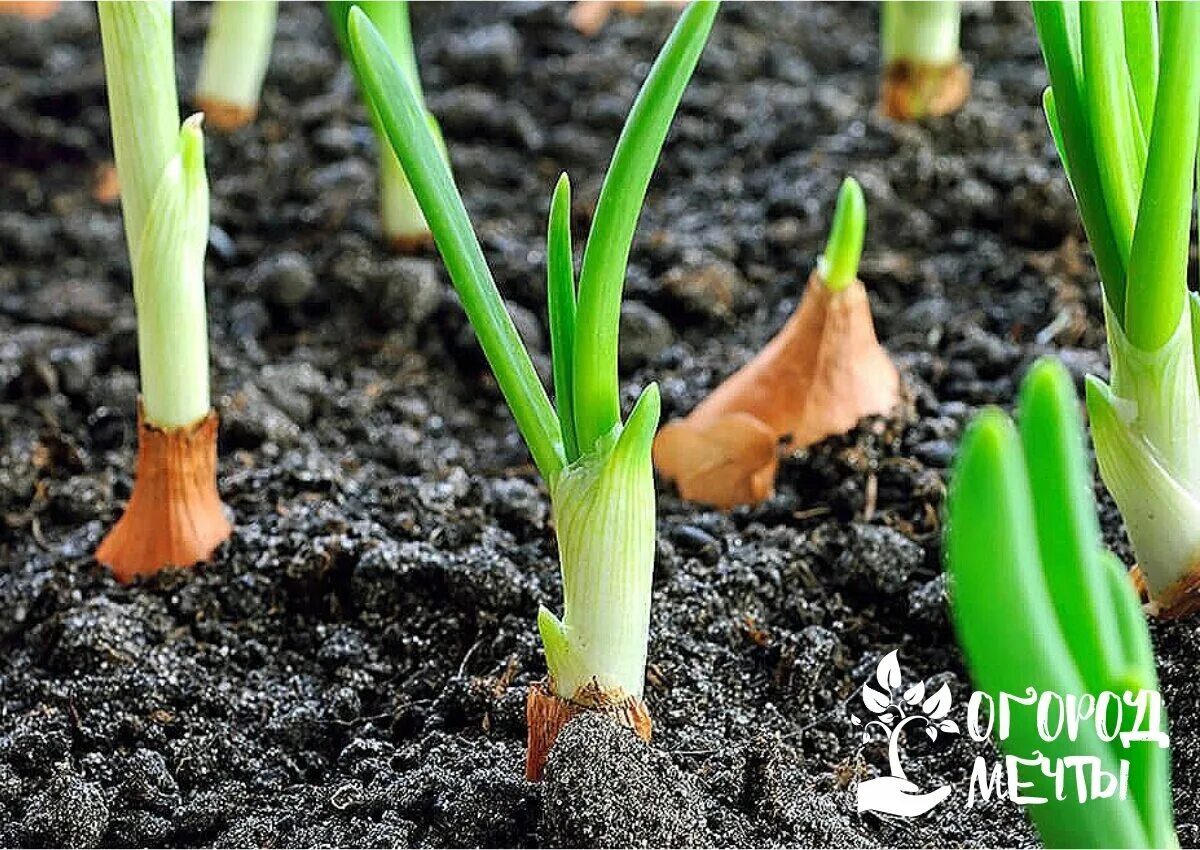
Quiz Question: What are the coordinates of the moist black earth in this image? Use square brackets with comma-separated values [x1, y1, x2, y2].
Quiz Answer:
[1, 2, 1197, 847]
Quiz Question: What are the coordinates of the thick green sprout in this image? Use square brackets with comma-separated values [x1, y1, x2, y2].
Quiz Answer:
[945, 358, 1174, 848]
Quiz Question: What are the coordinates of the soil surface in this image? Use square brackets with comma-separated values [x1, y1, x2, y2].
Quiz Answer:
[1, 2, 1196, 847]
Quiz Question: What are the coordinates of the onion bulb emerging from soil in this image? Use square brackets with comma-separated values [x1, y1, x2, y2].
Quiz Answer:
[654, 178, 900, 509]
[1033, 0, 1200, 616]
[878, 0, 971, 121]
[194, 0, 278, 131]
[96, 1, 230, 581]
[344, 1, 719, 780]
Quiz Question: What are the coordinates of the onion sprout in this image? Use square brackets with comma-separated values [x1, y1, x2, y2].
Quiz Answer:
[195, 0, 278, 131]
[95, 0, 230, 581]
[329, 0, 444, 252]
[879, 0, 970, 120]
[946, 358, 1175, 848]
[654, 175, 898, 509]
[343, 0, 718, 776]
[1034, 0, 1200, 615]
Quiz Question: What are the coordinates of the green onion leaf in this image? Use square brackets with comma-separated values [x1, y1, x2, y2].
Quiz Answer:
[1032, 0, 1128, 316]
[347, 6, 565, 480]
[1120, 1, 1158, 141]
[946, 358, 1172, 847]
[547, 174, 580, 463]
[1079, 1, 1140, 273]
[1124, 0, 1200, 350]
[571, 0, 718, 453]
[1015, 359, 1119, 691]
[97, 0, 181, 261]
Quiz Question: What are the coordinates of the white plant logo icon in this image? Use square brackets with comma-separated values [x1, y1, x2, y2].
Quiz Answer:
[853, 650, 958, 818]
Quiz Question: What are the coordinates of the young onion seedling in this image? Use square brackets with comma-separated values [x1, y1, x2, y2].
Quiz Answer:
[344, 0, 718, 779]
[329, 0, 445, 253]
[195, 0, 278, 130]
[96, 0, 231, 581]
[945, 358, 1175, 848]
[1034, 1, 1200, 616]
[654, 177, 899, 509]
[879, 0, 971, 120]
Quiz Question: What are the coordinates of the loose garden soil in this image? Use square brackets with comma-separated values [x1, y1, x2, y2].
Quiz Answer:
[2, 2, 1197, 846]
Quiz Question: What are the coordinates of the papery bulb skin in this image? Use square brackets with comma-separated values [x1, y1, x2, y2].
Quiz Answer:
[96, 404, 231, 582]
[654, 271, 900, 509]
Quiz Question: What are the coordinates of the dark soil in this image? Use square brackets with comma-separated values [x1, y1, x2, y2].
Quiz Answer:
[1, 2, 1195, 847]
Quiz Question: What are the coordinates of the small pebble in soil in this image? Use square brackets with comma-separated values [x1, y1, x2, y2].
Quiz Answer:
[662, 259, 748, 320]
[438, 22, 522, 82]
[374, 257, 443, 332]
[672, 524, 722, 565]
[908, 573, 949, 625]
[619, 301, 675, 369]
[248, 251, 317, 307]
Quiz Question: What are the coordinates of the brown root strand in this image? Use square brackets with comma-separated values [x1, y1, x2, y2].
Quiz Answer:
[879, 59, 971, 121]
[193, 96, 257, 132]
[654, 272, 900, 509]
[525, 679, 651, 781]
[95, 405, 232, 583]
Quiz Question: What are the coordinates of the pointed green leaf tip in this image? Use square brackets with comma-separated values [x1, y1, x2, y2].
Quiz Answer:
[571, 0, 720, 454]
[945, 357, 1174, 848]
[817, 176, 866, 292]
[346, 3, 564, 480]
[547, 173, 579, 463]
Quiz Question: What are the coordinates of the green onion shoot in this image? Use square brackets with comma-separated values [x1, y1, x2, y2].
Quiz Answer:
[946, 358, 1175, 848]
[879, 0, 971, 120]
[1034, 0, 1200, 616]
[194, 0, 279, 130]
[329, 0, 446, 253]
[343, 0, 718, 778]
[95, 0, 231, 582]
[654, 175, 899, 509]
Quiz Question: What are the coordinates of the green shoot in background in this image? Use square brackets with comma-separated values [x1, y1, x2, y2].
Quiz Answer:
[881, 0, 961, 68]
[98, 0, 213, 430]
[1034, 0, 1200, 611]
[344, 0, 718, 712]
[878, 0, 969, 121]
[195, 0, 278, 128]
[329, 0, 445, 249]
[945, 358, 1175, 848]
